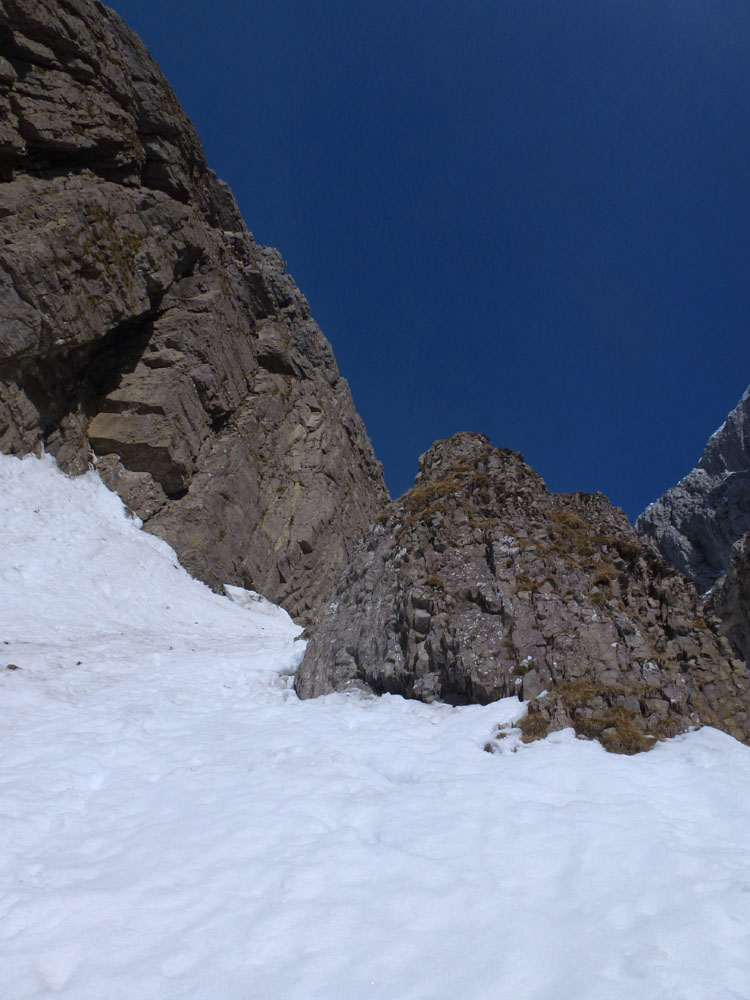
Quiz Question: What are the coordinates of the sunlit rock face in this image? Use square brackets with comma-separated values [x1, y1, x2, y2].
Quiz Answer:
[636, 387, 750, 666]
[636, 387, 750, 595]
[297, 433, 749, 752]
[0, 0, 386, 622]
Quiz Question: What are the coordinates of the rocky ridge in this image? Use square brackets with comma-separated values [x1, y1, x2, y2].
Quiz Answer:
[0, 0, 387, 621]
[636, 386, 750, 594]
[636, 386, 750, 665]
[297, 433, 750, 752]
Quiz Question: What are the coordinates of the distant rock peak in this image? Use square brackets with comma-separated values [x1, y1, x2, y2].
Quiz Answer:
[697, 385, 750, 477]
[636, 385, 750, 593]
[636, 385, 750, 668]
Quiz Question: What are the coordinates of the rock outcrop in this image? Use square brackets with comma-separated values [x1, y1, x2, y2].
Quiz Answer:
[296, 433, 750, 752]
[0, 0, 386, 621]
[636, 387, 750, 594]
[636, 386, 750, 666]
[707, 534, 750, 667]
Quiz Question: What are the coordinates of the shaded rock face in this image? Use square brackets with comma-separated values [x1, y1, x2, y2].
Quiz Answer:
[707, 534, 750, 666]
[296, 433, 750, 752]
[0, 0, 386, 621]
[636, 387, 750, 594]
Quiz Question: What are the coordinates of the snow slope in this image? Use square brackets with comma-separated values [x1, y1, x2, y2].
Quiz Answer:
[2, 453, 750, 1000]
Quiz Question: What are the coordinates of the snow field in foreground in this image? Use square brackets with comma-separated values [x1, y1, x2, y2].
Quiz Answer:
[1, 453, 750, 1000]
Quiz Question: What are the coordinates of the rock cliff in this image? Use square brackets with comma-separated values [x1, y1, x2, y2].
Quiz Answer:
[0, 0, 387, 621]
[636, 387, 750, 594]
[636, 386, 750, 665]
[297, 433, 749, 752]
[706, 533, 750, 667]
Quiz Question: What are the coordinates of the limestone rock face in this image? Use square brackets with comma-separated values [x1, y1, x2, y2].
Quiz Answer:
[296, 433, 749, 752]
[0, 0, 386, 621]
[636, 387, 750, 594]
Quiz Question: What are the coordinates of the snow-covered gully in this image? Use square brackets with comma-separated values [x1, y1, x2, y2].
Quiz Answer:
[2, 454, 749, 1000]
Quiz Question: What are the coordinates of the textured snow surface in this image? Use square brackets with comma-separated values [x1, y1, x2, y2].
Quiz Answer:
[2, 454, 750, 1000]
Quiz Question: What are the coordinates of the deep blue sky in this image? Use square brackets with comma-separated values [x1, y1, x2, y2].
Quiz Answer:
[111, 0, 750, 520]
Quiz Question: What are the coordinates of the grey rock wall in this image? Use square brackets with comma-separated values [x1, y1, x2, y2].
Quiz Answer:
[636, 386, 750, 666]
[297, 433, 750, 752]
[636, 387, 750, 594]
[0, 0, 387, 621]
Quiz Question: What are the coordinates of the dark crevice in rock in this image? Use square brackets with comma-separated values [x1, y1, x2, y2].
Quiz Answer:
[84, 313, 162, 398]
[256, 350, 298, 377]
[210, 412, 230, 433]
[16, 146, 135, 184]
[484, 536, 496, 577]
[163, 485, 187, 501]
[637, 386, 750, 594]
[1, 306, 159, 448]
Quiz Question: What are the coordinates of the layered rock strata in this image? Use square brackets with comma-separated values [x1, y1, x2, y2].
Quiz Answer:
[0, 0, 386, 621]
[297, 433, 749, 752]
